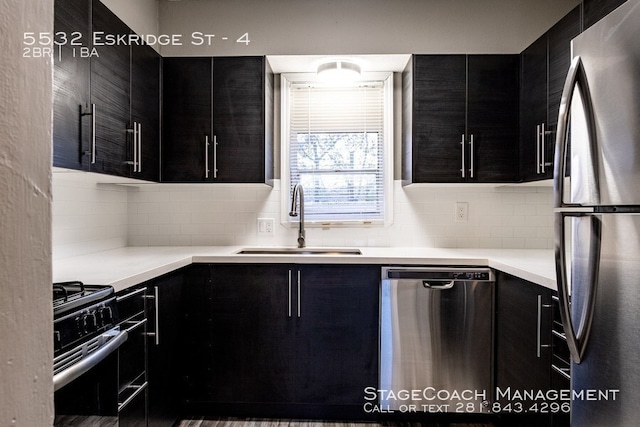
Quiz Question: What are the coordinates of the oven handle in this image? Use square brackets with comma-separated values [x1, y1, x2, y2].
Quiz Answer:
[53, 328, 128, 391]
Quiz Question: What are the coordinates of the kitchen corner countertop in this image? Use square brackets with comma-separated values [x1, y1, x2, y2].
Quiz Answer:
[53, 246, 557, 293]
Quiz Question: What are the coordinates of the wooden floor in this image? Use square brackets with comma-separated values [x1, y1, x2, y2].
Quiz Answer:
[176, 418, 494, 427]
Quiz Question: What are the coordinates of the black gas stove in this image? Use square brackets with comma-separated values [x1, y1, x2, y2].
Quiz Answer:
[53, 281, 126, 392]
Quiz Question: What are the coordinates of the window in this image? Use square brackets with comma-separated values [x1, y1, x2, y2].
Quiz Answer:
[281, 72, 393, 226]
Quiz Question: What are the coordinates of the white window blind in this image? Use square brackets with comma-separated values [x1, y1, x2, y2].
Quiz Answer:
[288, 83, 386, 222]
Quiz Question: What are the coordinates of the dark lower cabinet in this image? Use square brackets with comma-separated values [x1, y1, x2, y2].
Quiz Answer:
[181, 263, 380, 419]
[495, 272, 560, 427]
[147, 270, 184, 426]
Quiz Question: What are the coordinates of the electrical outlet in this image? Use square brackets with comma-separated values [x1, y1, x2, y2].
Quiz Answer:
[257, 218, 275, 236]
[455, 202, 469, 222]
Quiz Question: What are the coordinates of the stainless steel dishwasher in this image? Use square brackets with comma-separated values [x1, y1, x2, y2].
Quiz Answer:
[379, 267, 494, 413]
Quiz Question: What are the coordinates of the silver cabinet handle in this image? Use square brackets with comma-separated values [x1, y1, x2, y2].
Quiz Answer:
[91, 104, 96, 164]
[297, 270, 301, 318]
[137, 122, 142, 172]
[469, 134, 474, 179]
[116, 286, 146, 302]
[213, 135, 218, 179]
[541, 122, 546, 174]
[460, 134, 465, 178]
[288, 270, 292, 318]
[132, 122, 138, 171]
[145, 286, 160, 345]
[536, 295, 553, 358]
[118, 381, 148, 412]
[536, 124, 541, 174]
[205, 135, 210, 179]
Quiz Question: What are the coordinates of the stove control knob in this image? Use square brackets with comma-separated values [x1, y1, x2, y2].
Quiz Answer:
[83, 312, 97, 332]
[97, 306, 113, 326]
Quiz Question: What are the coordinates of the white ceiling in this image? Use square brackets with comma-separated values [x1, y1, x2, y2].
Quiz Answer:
[266, 54, 412, 74]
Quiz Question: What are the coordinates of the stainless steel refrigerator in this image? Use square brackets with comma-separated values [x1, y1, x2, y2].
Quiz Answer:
[554, 0, 640, 426]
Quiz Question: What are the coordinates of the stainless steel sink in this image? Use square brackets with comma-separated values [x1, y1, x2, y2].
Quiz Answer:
[236, 247, 362, 255]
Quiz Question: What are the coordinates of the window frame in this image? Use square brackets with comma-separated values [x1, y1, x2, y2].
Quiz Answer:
[280, 71, 394, 227]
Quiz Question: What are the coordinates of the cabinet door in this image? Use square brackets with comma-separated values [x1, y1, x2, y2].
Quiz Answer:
[182, 264, 296, 406]
[295, 265, 379, 411]
[496, 272, 554, 426]
[147, 271, 183, 426]
[467, 55, 519, 182]
[583, 0, 627, 30]
[90, 0, 131, 177]
[212, 57, 266, 183]
[53, 0, 91, 170]
[130, 43, 160, 181]
[410, 55, 467, 183]
[162, 57, 213, 182]
[519, 34, 549, 181]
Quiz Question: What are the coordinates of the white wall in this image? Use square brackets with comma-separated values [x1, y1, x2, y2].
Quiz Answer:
[158, 0, 580, 56]
[52, 171, 129, 260]
[127, 181, 554, 249]
[101, 0, 160, 47]
[0, 0, 53, 424]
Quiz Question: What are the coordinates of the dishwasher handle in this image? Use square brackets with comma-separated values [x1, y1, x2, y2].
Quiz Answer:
[422, 280, 455, 289]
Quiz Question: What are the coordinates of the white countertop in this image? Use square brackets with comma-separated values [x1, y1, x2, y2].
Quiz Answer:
[53, 246, 557, 293]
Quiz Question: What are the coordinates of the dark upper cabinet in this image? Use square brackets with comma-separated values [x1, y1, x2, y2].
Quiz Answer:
[130, 43, 161, 181]
[53, 0, 91, 171]
[403, 54, 519, 184]
[583, 0, 628, 30]
[161, 57, 212, 182]
[162, 56, 273, 184]
[90, 0, 130, 177]
[53, 0, 160, 181]
[519, 6, 581, 181]
[467, 55, 520, 182]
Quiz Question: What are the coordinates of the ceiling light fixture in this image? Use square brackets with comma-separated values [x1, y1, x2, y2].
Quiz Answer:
[316, 59, 361, 82]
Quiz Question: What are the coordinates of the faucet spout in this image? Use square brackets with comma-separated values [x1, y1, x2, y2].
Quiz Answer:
[289, 183, 305, 248]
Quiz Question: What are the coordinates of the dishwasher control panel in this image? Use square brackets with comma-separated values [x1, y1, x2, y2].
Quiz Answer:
[384, 267, 495, 281]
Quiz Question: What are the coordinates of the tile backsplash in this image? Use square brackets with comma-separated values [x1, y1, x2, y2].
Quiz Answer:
[52, 173, 553, 258]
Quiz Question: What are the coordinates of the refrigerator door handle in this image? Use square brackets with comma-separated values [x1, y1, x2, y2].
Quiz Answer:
[553, 55, 599, 210]
[554, 212, 601, 364]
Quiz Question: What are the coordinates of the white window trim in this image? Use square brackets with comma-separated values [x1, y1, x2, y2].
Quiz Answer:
[280, 71, 394, 228]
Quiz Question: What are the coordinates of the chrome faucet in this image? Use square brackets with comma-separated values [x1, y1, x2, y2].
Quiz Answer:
[289, 183, 305, 248]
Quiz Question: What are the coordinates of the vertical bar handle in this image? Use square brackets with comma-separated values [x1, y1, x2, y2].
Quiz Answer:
[536, 295, 553, 358]
[540, 123, 547, 173]
[91, 104, 96, 164]
[205, 135, 210, 179]
[297, 270, 301, 318]
[469, 134, 474, 179]
[536, 124, 541, 174]
[152, 285, 159, 345]
[287, 270, 292, 318]
[144, 288, 160, 345]
[132, 121, 138, 172]
[137, 122, 142, 173]
[213, 135, 218, 179]
[460, 134, 466, 178]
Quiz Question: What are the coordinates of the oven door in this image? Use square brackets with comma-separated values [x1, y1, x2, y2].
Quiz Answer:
[54, 327, 128, 422]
